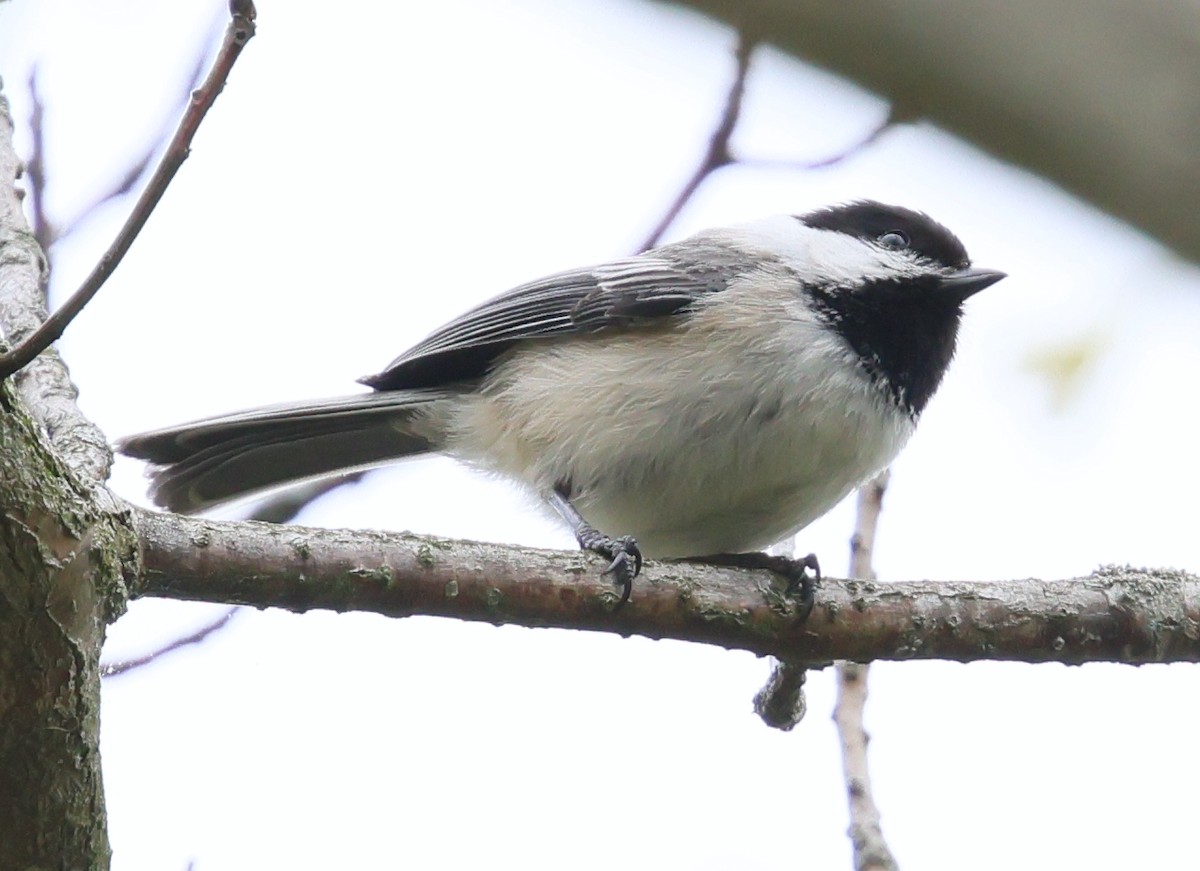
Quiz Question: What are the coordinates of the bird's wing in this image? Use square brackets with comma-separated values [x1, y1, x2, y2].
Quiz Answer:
[360, 252, 737, 390]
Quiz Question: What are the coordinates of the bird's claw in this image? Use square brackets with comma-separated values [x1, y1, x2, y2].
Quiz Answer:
[579, 531, 642, 607]
[601, 535, 642, 607]
[784, 552, 821, 622]
[689, 551, 821, 623]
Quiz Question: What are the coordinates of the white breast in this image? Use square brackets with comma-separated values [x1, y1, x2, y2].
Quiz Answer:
[444, 264, 915, 558]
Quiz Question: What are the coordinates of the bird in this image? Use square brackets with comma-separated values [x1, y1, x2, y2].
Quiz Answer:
[119, 200, 1004, 608]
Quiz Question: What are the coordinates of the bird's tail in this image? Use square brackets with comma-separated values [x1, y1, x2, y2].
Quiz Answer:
[117, 390, 455, 514]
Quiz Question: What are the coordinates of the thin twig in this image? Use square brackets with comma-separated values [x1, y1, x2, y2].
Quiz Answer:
[49, 29, 216, 251]
[735, 112, 895, 173]
[637, 31, 756, 252]
[101, 606, 239, 678]
[100, 464, 358, 680]
[834, 471, 899, 871]
[96, 477, 356, 683]
[242, 472, 366, 525]
[848, 471, 888, 580]
[24, 68, 52, 254]
[0, 0, 257, 381]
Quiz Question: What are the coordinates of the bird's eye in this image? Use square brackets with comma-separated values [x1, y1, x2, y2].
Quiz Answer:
[878, 230, 910, 250]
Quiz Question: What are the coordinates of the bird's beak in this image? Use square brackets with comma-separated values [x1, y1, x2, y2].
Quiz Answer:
[938, 268, 1006, 301]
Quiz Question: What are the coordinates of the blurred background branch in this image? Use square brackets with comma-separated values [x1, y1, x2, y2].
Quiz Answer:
[673, 0, 1200, 262]
[835, 472, 899, 871]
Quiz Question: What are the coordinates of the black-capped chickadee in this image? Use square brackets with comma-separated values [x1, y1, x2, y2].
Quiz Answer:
[119, 201, 1004, 606]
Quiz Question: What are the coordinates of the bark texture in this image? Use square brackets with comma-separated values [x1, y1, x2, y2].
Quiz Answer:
[0, 384, 137, 869]
[135, 509, 1200, 666]
[0, 85, 136, 871]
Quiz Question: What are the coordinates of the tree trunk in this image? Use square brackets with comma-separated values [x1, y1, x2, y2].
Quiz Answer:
[0, 89, 134, 871]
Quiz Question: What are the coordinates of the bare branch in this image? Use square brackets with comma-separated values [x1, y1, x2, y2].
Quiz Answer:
[24, 69, 52, 254]
[0, 1, 258, 382]
[129, 507, 1200, 665]
[637, 31, 756, 252]
[835, 663, 898, 871]
[99, 472, 361, 679]
[99, 476, 368, 682]
[847, 472, 888, 581]
[674, 0, 1200, 263]
[836, 472, 899, 871]
[101, 607, 238, 678]
[237, 471, 367, 526]
[50, 28, 215, 251]
[734, 112, 895, 172]
[1, 62, 108, 479]
[636, 37, 898, 258]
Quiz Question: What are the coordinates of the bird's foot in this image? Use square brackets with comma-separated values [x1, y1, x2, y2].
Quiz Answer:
[576, 527, 643, 607]
[546, 486, 642, 607]
[696, 551, 821, 622]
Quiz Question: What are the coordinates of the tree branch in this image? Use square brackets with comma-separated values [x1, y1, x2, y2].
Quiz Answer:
[131, 507, 1200, 665]
[669, 0, 1200, 263]
[734, 113, 894, 172]
[99, 474, 368, 679]
[836, 473, 900, 871]
[23, 69, 52, 254]
[0, 0, 257, 382]
[835, 662, 897, 871]
[51, 38, 213, 252]
[1, 74, 108, 480]
[101, 606, 238, 678]
[637, 31, 755, 252]
[1, 87, 138, 865]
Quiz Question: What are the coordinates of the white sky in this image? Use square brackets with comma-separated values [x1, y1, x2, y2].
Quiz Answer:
[2, 0, 1199, 869]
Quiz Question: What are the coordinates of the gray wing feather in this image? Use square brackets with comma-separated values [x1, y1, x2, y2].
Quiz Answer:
[362, 252, 736, 390]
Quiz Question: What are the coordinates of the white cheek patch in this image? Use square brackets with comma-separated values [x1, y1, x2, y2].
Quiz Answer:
[718, 215, 937, 288]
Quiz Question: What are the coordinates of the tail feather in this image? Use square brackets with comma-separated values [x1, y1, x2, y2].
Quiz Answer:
[118, 391, 453, 514]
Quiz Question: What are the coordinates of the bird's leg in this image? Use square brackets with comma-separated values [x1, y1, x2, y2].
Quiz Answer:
[547, 486, 642, 607]
[689, 552, 821, 621]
